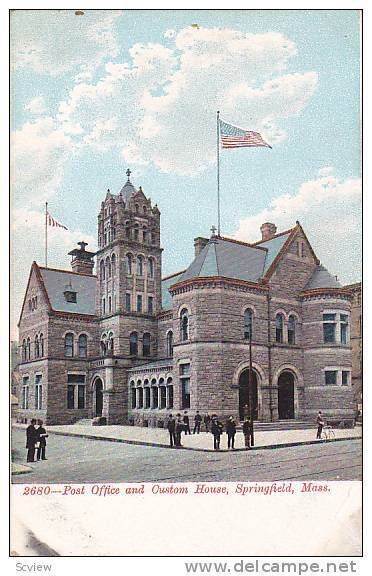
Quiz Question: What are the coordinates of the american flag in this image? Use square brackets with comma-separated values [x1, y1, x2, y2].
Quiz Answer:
[47, 212, 68, 230]
[219, 119, 272, 149]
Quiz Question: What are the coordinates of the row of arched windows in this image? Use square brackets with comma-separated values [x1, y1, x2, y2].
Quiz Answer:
[129, 332, 152, 357]
[242, 308, 297, 344]
[125, 254, 155, 278]
[100, 254, 116, 280]
[64, 333, 88, 358]
[130, 377, 173, 410]
[124, 221, 156, 244]
[22, 334, 44, 361]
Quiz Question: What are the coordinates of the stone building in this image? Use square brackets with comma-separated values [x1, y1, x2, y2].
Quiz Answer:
[343, 282, 362, 413]
[17, 172, 356, 426]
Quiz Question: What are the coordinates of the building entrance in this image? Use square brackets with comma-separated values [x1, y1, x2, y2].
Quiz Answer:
[94, 379, 103, 417]
[277, 371, 295, 419]
[238, 369, 258, 421]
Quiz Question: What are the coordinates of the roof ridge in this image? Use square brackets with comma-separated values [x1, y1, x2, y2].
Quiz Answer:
[217, 235, 268, 251]
[251, 227, 295, 246]
[39, 266, 97, 278]
[162, 269, 187, 281]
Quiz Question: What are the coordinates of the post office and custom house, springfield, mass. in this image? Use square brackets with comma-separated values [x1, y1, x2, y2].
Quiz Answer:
[16, 172, 360, 427]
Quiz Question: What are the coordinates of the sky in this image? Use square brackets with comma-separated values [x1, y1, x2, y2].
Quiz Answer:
[10, 9, 361, 340]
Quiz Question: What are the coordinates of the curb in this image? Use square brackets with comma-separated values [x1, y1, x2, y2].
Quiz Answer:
[20, 427, 361, 454]
[12, 464, 33, 475]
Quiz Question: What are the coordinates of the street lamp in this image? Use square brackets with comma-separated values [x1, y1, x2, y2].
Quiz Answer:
[248, 329, 255, 447]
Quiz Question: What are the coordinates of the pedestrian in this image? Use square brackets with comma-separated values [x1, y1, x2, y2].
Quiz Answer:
[193, 411, 202, 434]
[175, 414, 184, 447]
[316, 411, 325, 439]
[225, 416, 237, 449]
[36, 419, 48, 460]
[183, 411, 191, 435]
[203, 413, 211, 432]
[26, 419, 38, 462]
[242, 417, 251, 449]
[211, 415, 223, 450]
[166, 414, 176, 448]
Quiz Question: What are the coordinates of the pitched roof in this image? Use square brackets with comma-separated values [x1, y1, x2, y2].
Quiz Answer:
[161, 271, 186, 310]
[39, 267, 96, 315]
[253, 231, 292, 274]
[119, 180, 136, 202]
[304, 265, 342, 290]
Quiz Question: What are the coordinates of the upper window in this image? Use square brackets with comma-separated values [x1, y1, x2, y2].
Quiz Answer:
[39, 333, 44, 357]
[125, 293, 131, 312]
[244, 309, 253, 340]
[130, 332, 138, 356]
[166, 331, 174, 357]
[143, 333, 151, 357]
[78, 334, 88, 358]
[22, 339, 27, 361]
[323, 313, 336, 343]
[126, 254, 133, 275]
[275, 314, 284, 343]
[143, 226, 147, 243]
[35, 335, 40, 358]
[111, 253, 116, 276]
[65, 333, 74, 357]
[180, 308, 189, 341]
[288, 315, 296, 345]
[100, 260, 105, 280]
[148, 296, 154, 314]
[137, 255, 143, 276]
[125, 221, 131, 238]
[133, 224, 139, 241]
[27, 338, 31, 360]
[325, 370, 337, 386]
[148, 257, 154, 278]
[340, 314, 349, 344]
[137, 294, 143, 313]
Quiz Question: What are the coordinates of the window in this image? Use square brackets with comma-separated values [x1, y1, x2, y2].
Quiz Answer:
[342, 371, 350, 386]
[152, 385, 158, 409]
[323, 313, 336, 343]
[106, 257, 111, 278]
[126, 254, 132, 275]
[65, 333, 74, 357]
[134, 224, 139, 241]
[130, 383, 136, 409]
[148, 296, 154, 314]
[22, 339, 27, 361]
[125, 222, 130, 238]
[148, 258, 154, 278]
[135, 204, 139, 214]
[143, 333, 151, 357]
[137, 294, 143, 313]
[27, 338, 31, 360]
[107, 332, 114, 354]
[35, 375, 42, 410]
[167, 378, 174, 409]
[67, 374, 86, 409]
[159, 380, 166, 409]
[64, 289, 77, 303]
[35, 335, 40, 358]
[166, 331, 173, 357]
[22, 376, 29, 409]
[288, 315, 296, 345]
[180, 308, 189, 341]
[138, 387, 144, 409]
[144, 386, 150, 409]
[275, 314, 284, 343]
[125, 293, 131, 312]
[77, 385, 85, 409]
[100, 260, 105, 280]
[137, 255, 143, 276]
[102, 298, 106, 315]
[340, 314, 349, 344]
[244, 309, 253, 340]
[325, 370, 337, 386]
[180, 363, 190, 376]
[111, 254, 116, 276]
[143, 227, 147, 243]
[108, 296, 112, 313]
[39, 334, 44, 357]
[130, 332, 138, 356]
[181, 379, 190, 409]
[78, 334, 88, 358]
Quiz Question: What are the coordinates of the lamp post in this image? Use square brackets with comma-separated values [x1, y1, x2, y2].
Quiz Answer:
[248, 329, 255, 447]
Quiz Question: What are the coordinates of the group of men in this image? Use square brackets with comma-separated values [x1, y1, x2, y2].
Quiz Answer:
[166, 411, 254, 450]
[25, 419, 48, 462]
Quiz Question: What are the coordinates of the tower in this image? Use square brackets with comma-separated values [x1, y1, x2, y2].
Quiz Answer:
[96, 169, 162, 360]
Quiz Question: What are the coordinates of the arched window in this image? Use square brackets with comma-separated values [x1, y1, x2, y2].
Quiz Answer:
[133, 224, 139, 241]
[106, 256, 111, 278]
[35, 335, 39, 358]
[138, 387, 144, 409]
[39, 333, 44, 356]
[144, 384, 150, 409]
[22, 339, 27, 361]
[27, 337, 31, 360]
[180, 308, 189, 341]
[159, 378, 166, 409]
[148, 257, 154, 278]
[137, 255, 143, 276]
[102, 297, 106, 315]
[100, 334, 107, 356]
[167, 331, 173, 357]
[130, 383, 136, 409]
[143, 226, 147, 243]
[100, 260, 105, 280]
[288, 315, 296, 345]
[78, 334, 88, 357]
[151, 379, 158, 409]
[65, 333, 74, 357]
[244, 309, 253, 340]
[167, 377, 174, 409]
[126, 254, 132, 275]
[107, 332, 114, 354]
[275, 314, 284, 343]
[108, 296, 112, 313]
[130, 332, 138, 356]
[143, 333, 151, 357]
[111, 253, 116, 276]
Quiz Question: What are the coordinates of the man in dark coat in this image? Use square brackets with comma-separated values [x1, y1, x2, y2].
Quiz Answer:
[166, 414, 176, 448]
[211, 415, 223, 450]
[183, 411, 191, 434]
[242, 417, 252, 449]
[175, 414, 184, 447]
[36, 419, 48, 460]
[193, 411, 202, 434]
[225, 416, 237, 449]
[26, 419, 38, 462]
[316, 411, 325, 439]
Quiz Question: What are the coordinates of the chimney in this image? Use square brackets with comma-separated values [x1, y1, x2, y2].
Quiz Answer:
[68, 241, 95, 275]
[260, 222, 277, 241]
[194, 237, 209, 257]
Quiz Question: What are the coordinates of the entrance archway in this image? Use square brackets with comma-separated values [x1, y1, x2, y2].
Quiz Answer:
[277, 371, 295, 419]
[94, 378, 103, 417]
[239, 369, 258, 421]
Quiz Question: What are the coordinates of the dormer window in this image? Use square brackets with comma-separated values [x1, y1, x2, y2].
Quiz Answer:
[64, 282, 77, 303]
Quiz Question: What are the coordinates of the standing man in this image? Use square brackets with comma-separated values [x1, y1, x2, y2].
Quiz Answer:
[183, 411, 191, 435]
[242, 417, 251, 449]
[203, 413, 211, 433]
[225, 416, 237, 450]
[26, 419, 38, 462]
[211, 415, 223, 450]
[36, 420, 48, 461]
[166, 414, 176, 448]
[316, 411, 325, 439]
[193, 411, 202, 434]
[175, 414, 184, 447]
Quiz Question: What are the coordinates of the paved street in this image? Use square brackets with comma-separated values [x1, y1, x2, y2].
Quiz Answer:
[11, 428, 361, 483]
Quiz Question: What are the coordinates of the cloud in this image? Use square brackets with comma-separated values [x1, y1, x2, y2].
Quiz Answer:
[24, 96, 46, 114]
[234, 168, 361, 284]
[10, 10, 122, 78]
[56, 26, 318, 175]
[11, 208, 96, 339]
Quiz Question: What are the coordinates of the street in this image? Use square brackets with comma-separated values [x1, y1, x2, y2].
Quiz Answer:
[11, 428, 361, 484]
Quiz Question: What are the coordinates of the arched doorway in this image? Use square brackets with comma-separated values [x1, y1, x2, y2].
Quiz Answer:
[94, 378, 103, 417]
[239, 369, 258, 421]
[277, 371, 295, 419]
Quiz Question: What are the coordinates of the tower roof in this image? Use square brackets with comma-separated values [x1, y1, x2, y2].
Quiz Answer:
[119, 168, 137, 201]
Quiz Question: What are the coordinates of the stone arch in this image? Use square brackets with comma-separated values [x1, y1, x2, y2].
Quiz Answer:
[240, 303, 258, 316]
[233, 361, 267, 421]
[273, 364, 303, 419]
[91, 375, 105, 418]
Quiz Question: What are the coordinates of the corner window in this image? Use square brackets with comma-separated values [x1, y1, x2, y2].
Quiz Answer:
[148, 258, 154, 278]
[341, 371, 350, 386]
[323, 313, 336, 343]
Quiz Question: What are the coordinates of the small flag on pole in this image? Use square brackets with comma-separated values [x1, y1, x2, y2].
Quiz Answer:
[219, 119, 272, 149]
[47, 212, 68, 230]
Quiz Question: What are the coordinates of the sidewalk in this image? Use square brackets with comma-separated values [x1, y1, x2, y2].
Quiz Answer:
[13, 423, 362, 452]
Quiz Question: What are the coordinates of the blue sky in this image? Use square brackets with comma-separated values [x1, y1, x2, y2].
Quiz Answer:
[10, 9, 361, 338]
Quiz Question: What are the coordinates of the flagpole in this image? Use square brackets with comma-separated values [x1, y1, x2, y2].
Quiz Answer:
[217, 110, 221, 236]
[45, 202, 48, 268]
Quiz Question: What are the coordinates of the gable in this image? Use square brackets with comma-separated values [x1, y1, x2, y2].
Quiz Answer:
[18, 262, 51, 326]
